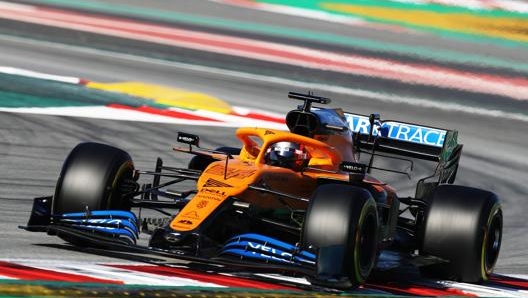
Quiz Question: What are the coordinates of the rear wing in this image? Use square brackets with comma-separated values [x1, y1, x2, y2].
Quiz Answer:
[344, 112, 462, 184]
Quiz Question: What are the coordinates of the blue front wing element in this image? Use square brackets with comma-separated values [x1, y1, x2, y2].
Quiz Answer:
[221, 233, 315, 265]
[53, 210, 139, 245]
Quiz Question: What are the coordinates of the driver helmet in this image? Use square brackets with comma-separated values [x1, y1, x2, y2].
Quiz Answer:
[264, 141, 309, 171]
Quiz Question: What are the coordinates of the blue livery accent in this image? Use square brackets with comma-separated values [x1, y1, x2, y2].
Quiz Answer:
[58, 210, 138, 223]
[228, 233, 315, 260]
[59, 218, 138, 237]
[221, 233, 315, 265]
[69, 224, 137, 244]
[223, 241, 315, 265]
[344, 113, 447, 147]
[53, 210, 139, 244]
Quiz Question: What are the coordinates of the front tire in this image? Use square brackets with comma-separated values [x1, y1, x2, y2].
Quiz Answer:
[420, 185, 502, 282]
[53, 142, 135, 214]
[303, 184, 379, 289]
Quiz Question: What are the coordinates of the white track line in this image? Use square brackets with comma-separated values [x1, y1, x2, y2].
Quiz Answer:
[1, 36, 527, 123]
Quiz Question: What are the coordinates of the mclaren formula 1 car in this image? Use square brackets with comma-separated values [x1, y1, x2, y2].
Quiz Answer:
[21, 92, 503, 289]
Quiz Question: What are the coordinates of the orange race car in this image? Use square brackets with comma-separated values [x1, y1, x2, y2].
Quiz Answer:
[21, 92, 502, 289]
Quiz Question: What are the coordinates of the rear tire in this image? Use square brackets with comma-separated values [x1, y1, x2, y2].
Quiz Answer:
[303, 184, 379, 289]
[53, 142, 135, 214]
[420, 185, 502, 282]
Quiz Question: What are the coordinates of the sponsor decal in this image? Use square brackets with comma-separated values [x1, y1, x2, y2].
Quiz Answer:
[196, 200, 208, 209]
[177, 219, 193, 225]
[246, 242, 295, 262]
[228, 169, 255, 180]
[202, 188, 226, 196]
[340, 161, 367, 174]
[182, 211, 199, 219]
[204, 164, 226, 175]
[204, 165, 256, 180]
[178, 136, 195, 143]
[345, 113, 446, 147]
[86, 218, 130, 225]
[196, 188, 226, 202]
[223, 234, 316, 265]
[203, 178, 233, 188]
[177, 132, 200, 146]
[60, 217, 138, 235]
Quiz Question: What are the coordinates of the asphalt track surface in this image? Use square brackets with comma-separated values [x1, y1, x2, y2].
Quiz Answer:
[0, 0, 527, 292]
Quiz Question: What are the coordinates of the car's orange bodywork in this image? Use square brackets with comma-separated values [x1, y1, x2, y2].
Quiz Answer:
[170, 127, 395, 233]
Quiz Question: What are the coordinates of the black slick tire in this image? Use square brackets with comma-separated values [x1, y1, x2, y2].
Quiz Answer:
[420, 184, 502, 282]
[303, 184, 379, 289]
[52, 142, 134, 214]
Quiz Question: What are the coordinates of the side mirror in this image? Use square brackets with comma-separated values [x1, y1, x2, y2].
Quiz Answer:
[177, 132, 200, 147]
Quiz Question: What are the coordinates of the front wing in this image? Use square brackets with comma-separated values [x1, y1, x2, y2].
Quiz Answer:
[19, 196, 316, 276]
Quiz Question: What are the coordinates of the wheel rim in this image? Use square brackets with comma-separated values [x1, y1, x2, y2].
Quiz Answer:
[484, 209, 502, 272]
[358, 212, 377, 275]
[106, 161, 134, 210]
